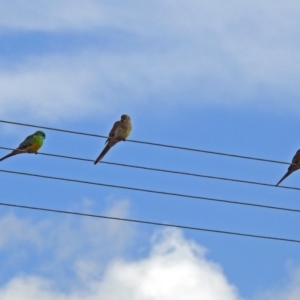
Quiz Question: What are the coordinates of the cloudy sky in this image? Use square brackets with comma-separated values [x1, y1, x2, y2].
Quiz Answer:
[1, 1, 300, 299]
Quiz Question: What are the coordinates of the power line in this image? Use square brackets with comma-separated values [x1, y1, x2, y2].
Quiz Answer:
[1, 168, 300, 213]
[0, 147, 295, 191]
[0, 201, 299, 243]
[0, 119, 291, 166]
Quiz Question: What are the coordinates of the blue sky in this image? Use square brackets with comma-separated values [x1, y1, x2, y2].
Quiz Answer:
[1, 1, 300, 299]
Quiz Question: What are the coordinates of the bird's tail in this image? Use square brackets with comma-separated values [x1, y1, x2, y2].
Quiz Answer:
[94, 144, 111, 164]
[276, 170, 293, 186]
[0, 152, 18, 162]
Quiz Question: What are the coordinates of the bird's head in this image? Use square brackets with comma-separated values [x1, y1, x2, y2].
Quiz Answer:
[35, 131, 46, 139]
[121, 114, 131, 123]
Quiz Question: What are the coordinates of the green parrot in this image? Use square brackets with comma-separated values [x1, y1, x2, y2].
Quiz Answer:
[0, 131, 46, 162]
[94, 114, 132, 164]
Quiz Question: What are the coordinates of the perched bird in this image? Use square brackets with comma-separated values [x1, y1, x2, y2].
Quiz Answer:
[94, 114, 132, 164]
[0, 131, 46, 162]
[276, 149, 300, 186]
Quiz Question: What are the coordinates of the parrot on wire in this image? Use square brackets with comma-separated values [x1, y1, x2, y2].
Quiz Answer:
[0, 131, 46, 162]
[94, 114, 132, 164]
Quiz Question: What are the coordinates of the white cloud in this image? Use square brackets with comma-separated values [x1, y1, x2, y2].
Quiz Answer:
[1, 1, 300, 121]
[0, 50, 209, 121]
[0, 199, 134, 283]
[0, 0, 107, 31]
[0, 54, 100, 121]
[256, 268, 300, 300]
[0, 224, 241, 300]
[0, 213, 47, 249]
[95, 229, 241, 300]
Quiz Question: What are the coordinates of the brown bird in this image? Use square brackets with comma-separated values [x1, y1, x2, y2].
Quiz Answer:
[276, 149, 300, 186]
[94, 114, 132, 164]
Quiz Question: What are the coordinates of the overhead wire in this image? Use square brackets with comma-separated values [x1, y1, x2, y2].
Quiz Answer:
[0, 201, 299, 243]
[0, 146, 295, 191]
[0, 119, 292, 166]
[1, 121, 299, 244]
[1, 168, 300, 213]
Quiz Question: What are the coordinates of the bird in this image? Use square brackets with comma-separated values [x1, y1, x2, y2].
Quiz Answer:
[0, 131, 46, 162]
[94, 114, 132, 164]
[276, 149, 300, 186]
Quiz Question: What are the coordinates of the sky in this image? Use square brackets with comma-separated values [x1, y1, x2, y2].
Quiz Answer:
[1, 0, 300, 299]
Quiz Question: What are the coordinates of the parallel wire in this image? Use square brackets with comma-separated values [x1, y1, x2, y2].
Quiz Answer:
[0, 201, 299, 243]
[0, 147, 295, 191]
[1, 121, 299, 244]
[0, 119, 291, 165]
[1, 168, 300, 213]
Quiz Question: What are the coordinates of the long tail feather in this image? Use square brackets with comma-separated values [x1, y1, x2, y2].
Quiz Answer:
[94, 144, 111, 164]
[0, 152, 18, 162]
[276, 170, 293, 186]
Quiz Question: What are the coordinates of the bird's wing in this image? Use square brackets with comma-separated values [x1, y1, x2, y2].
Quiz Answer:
[292, 149, 300, 164]
[18, 134, 34, 149]
[104, 121, 122, 144]
[109, 121, 122, 137]
[287, 149, 300, 172]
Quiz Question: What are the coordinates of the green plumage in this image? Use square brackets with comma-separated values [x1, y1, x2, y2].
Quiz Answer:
[0, 131, 46, 162]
